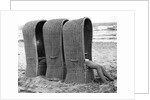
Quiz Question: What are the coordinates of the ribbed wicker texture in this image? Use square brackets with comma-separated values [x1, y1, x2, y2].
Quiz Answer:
[43, 19, 68, 81]
[23, 20, 46, 77]
[63, 17, 94, 83]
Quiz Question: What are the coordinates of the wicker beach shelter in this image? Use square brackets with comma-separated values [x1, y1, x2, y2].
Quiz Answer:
[63, 17, 94, 83]
[43, 19, 68, 81]
[23, 20, 47, 77]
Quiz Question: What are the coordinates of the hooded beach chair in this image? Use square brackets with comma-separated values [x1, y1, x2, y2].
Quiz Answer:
[23, 20, 47, 77]
[43, 19, 68, 81]
[63, 17, 94, 83]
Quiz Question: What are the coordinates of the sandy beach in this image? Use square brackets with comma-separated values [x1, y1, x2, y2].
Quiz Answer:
[18, 31, 117, 93]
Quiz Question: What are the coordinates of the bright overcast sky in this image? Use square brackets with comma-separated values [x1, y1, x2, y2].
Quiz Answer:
[16, 11, 117, 26]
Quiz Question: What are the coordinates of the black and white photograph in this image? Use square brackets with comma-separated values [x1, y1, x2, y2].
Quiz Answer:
[18, 14, 117, 93]
[1, 10, 135, 100]
[0, 0, 149, 100]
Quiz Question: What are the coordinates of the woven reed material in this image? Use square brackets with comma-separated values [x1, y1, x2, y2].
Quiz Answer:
[23, 20, 46, 77]
[43, 19, 68, 81]
[63, 17, 94, 83]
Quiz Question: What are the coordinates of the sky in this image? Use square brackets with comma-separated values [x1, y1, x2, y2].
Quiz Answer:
[16, 11, 117, 26]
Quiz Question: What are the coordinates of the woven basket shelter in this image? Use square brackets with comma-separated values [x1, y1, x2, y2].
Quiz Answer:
[63, 17, 94, 83]
[23, 20, 47, 77]
[43, 19, 68, 81]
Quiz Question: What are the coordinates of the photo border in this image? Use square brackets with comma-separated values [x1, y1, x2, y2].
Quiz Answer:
[10, 0, 149, 94]
[0, 10, 135, 100]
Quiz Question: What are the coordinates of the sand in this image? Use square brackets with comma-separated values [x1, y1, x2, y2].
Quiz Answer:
[18, 35, 117, 93]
